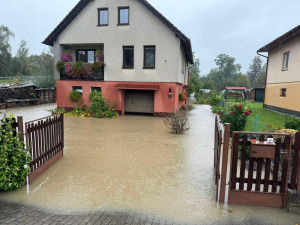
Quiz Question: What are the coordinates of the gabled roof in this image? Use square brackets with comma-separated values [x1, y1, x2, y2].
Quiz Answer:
[257, 25, 300, 53]
[42, 0, 194, 64]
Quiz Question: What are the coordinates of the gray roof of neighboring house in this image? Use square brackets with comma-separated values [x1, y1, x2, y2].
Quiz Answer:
[258, 25, 300, 53]
[42, 0, 194, 64]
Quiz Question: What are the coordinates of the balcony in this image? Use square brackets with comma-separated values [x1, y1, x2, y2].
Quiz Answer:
[60, 70, 104, 81]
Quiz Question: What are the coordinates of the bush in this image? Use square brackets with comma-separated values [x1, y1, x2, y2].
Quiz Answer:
[219, 103, 252, 133]
[164, 110, 190, 134]
[72, 61, 84, 77]
[179, 92, 187, 102]
[284, 116, 300, 131]
[56, 61, 65, 74]
[212, 105, 223, 113]
[0, 115, 31, 191]
[88, 91, 118, 118]
[92, 62, 104, 74]
[33, 74, 56, 88]
[69, 91, 82, 103]
[208, 91, 222, 106]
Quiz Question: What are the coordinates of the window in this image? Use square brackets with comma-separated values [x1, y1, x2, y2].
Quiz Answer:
[91, 87, 102, 93]
[144, 46, 155, 69]
[280, 88, 287, 97]
[118, 7, 129, 25]
[123, 46, 134, 68]
[283, 52, 290, 70]
[98, 8, 108, 26]
[76, 50, 95, 62]
[72, 86, 82, 93]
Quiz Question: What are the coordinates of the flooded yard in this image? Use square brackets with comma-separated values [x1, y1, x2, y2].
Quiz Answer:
[0, 104, 299, 224]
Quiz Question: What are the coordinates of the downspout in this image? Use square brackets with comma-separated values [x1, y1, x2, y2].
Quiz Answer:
[256, 51, 269, 108]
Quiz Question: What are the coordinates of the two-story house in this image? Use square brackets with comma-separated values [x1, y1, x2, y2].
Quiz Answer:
[257, 25, 300, 117]
[43, 0, 193, 115]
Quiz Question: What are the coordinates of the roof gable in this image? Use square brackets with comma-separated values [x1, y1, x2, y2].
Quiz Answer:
[42, 0, 193, 64]
[258, 25, 300, 53]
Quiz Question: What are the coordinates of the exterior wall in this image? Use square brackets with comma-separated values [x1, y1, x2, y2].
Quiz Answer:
[267, 36, 300, 84]
[264, 83, 300, 113]
[264, 36, 300, 115]
[54, 0, 185, 84]
[57, 81, 185, 114]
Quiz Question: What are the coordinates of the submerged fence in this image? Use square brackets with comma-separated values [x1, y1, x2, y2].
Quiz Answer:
[25, 114, 64, 183]
[215, 115, 300, 208]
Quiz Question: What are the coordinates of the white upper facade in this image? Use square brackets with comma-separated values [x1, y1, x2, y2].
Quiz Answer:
[47, 0, 193, 84]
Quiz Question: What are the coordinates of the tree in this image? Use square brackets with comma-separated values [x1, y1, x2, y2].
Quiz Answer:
[0, 25, 14, 77]
[206, 54, 242, 91]
[12, 40, 32, 76]
[247, 56, 263, 85]
[252, 63, 267, 88]
[237, 75, 251, 88]
[188, 53, 202, 94]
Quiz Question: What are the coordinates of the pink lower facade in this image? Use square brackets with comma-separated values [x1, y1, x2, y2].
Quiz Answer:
[56, 81, 186, 115]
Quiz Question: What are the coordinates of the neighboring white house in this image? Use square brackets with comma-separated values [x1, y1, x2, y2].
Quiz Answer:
[43, 0, 193, 115]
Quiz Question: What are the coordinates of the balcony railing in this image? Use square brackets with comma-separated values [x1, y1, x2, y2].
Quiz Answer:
[60, 71, 104, 81]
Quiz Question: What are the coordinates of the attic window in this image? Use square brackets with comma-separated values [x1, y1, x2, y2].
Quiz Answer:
[282, 52, 290, 71]
[118, 7, 129, 25]
[98, 8, 108, 26]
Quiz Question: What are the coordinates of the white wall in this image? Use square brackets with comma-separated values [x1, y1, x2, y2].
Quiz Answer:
[53, 0, 188, 83]
[267, 36, 300, 84]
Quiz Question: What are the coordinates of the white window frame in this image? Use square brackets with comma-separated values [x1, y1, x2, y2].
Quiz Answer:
[282, 52, 290, 71]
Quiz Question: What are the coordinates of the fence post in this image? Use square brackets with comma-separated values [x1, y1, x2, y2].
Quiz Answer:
[295, 132, 300, 192]
[17, 116, 24, 139]
[219, 123, 230, 203]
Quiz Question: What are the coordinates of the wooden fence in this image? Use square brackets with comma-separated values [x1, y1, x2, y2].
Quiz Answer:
[215, 115, 300, 208]
[25, 114, 64, 183]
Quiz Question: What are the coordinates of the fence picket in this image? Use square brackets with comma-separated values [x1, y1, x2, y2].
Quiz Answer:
[272, 138, 281, 193]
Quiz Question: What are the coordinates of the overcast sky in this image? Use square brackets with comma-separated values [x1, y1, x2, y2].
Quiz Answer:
[1, 0, 299, 75]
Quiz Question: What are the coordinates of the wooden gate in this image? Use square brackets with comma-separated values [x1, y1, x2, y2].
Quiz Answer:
[228, 132, 292, 208]
[25, 114, 64, 183]
[214, 116, 230, 203]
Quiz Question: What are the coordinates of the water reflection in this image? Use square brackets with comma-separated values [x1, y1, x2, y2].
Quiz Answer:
[0, 105, 299, 224]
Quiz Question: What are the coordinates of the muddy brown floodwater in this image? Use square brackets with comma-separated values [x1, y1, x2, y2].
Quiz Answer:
[0, 104, 299, 224]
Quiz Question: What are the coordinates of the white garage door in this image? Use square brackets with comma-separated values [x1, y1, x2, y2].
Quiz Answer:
[124, 90, 154, 114]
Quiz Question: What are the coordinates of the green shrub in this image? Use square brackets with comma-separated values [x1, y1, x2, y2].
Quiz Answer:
[284, 116, 300, 131]
[69, 91, 82, 103]
[212, 105, 223, 113]
[33, 74, 56, 88]
[88, 91, 118, 118]
[56, 61, 65, 74]
[219, 103, 252, 133]
[0, 115, 31, 191]
[72, 61, 84, 77]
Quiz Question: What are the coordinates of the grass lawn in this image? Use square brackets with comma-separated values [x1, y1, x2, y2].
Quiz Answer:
[0, 80, 14, 84]
[244, 102, 288, 132]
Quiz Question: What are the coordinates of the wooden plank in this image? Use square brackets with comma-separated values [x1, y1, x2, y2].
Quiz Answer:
[37, 121, 42, 165]
[61, 114, 64, 150]
[229, 190, 283, 208]
[255, 158, 263, 192]
[29, 151, 63, 184]
[231, 133, 240, 190]
[237, 178, 281, 186]
[239, 134, 248, 190]
[32, 123, 38, 170]
[291, 132, 300, 191]
[247, 157, 254, 191]
[264, 158, 271, 192]
[17, 116, 24, 139]
[27, 123, 33, 171]
[272, 138, 282, 193]
[219, 123, 230, 203]
[280, 136, 292, 194]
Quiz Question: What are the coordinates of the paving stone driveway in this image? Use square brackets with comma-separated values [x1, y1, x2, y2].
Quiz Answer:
[0, 201, 281, 225]
[0, 201, 168, 225]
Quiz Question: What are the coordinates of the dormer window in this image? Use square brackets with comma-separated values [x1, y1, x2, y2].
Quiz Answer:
[283, 52, 290, 71]
[98, 8, 108, 26]
[118, 7, 129, 25]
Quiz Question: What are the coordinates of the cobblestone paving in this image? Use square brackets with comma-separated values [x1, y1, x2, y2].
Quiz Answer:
[0, 201, 281, 225]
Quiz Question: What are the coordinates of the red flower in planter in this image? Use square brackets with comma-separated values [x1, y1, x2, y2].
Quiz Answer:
[230, 112, 233, 115]
[218, 112, 222, 115]
[245, 111, 251, 115]
[234, 105, 238, 108]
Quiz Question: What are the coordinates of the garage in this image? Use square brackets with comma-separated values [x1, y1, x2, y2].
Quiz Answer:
[124, 90, 154, 114]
